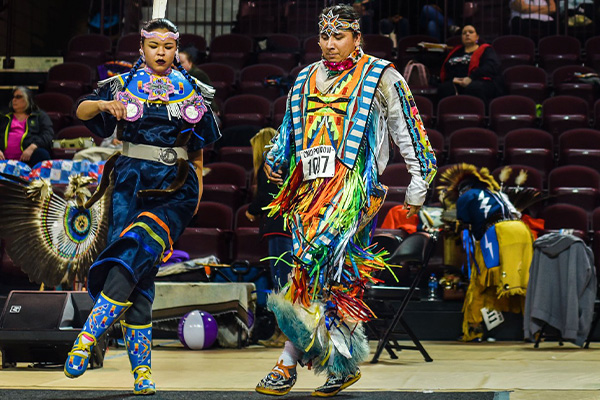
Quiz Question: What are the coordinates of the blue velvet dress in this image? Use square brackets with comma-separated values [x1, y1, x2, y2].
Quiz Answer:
[82, 69, 220, 302]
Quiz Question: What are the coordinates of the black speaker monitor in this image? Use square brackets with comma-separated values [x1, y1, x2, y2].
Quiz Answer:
[0, 291, 106, 368]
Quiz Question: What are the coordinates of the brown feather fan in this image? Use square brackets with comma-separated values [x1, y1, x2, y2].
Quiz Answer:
[0, 172, 111, 287]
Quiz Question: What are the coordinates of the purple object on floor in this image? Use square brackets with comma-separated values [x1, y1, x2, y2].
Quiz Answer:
[178, 310, 219, 349]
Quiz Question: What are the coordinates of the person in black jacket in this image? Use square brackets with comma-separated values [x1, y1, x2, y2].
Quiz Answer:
[246, 127, 292, 348]
[0, 87, 53, 167]
[438, 25, 503, 105]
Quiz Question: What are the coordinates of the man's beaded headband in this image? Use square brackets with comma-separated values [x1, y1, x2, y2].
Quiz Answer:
[141, 29, 179, 41]
[318, 10, 360, 36]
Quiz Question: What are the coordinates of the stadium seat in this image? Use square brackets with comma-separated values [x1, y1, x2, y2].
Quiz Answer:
[492, 35, 535, 71]
[219, 147, 254, 172]
[538, 35, 581, 73]
[542, 95, 589, 140]
[447, 128, 499, 170]
[363, 34, 394, 61]
[34, 92, 74, 132]
[558, 128, 600, 171]
[302, 35, 321, 65]
[414, 95, 434, 128]
[379, 163, 412, 203]
[209, 34, 254, 70]
[503, 65, 548, 104]
[585, 36, 600, 71]
[197, 63, 236, 101]
[272, 95, 288, 127]
[548, 165, 600, 210]
[238, 64, 287, 101]
[65, 34, 111, 71]
[222, 95, 271, 128]
[538, 203, 589, 240]
[503, 128, 554, 180]
[45, 63, 94, 100]
[257, 34, 301, 71]
[489, 95, 537, 140]
[552, 65, 598, 106]
[180, 33, 207, 63]
[115, 33, 141, 63]
[189, 201, 234, 229]
[437, 95, 485, 137]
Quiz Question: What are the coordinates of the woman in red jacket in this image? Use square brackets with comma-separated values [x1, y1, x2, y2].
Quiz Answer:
[437, 25, 503, 105]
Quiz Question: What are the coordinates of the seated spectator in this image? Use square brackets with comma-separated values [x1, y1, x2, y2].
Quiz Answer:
[438, 25, 503, 105]
[179, 46, 212, 86]
[509, 0, 557, 42]
[245, 127, 292, 348]
[421, 1, 461, 41]
[179, 46, 220, 116]
[0, 87, 53, 167]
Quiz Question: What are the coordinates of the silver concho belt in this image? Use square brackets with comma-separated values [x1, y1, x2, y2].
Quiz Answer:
[122, 142, 188, 166]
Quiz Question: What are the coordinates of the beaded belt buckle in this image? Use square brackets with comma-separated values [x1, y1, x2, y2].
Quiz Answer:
[158, 148, 178, 165]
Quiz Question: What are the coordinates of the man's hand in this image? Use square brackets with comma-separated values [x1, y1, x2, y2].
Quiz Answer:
[264, 161, 284, 185]
[404, 202, 422, 218]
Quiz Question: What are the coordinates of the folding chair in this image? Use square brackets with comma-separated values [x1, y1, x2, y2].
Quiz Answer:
[367, 231, 436, 363]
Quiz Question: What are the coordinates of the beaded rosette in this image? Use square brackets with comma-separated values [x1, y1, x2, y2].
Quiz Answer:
[180, 94, 207, 124]
[102, 69, 212, 125]
[116, 91, 144, 122]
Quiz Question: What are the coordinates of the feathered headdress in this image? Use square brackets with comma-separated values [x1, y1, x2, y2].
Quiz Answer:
[437, 163, 499, 204]
[496, 166, 545, 212]
[152, 0, 168, 19]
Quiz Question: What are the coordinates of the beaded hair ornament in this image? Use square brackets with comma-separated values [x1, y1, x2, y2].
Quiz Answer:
[141, 29, 179, 41]
[318, 10, 360, 36]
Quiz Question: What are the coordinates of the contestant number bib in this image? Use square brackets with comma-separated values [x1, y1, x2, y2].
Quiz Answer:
[300, 145, 335, 181]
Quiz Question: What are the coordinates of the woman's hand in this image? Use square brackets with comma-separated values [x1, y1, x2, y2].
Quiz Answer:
[20, 144, 37, 162]
[98, 100, 127, 120]
[452, 77, 472, 87]
[0, 149, 4, 160]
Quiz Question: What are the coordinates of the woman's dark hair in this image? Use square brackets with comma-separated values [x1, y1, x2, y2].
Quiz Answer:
[180, 46, 199, 65]
[121, 18, 203, 100]
[9, 86, 37, 114]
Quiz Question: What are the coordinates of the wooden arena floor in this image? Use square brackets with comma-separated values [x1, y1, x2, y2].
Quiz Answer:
[1, 341, 599, 399]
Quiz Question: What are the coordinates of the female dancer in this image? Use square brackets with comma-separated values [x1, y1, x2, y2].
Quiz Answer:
[64, 18, 220, 395]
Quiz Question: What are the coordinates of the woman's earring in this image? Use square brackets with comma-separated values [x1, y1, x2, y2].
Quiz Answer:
[175, 50, 180, 63]
[139, 49, 145, 62]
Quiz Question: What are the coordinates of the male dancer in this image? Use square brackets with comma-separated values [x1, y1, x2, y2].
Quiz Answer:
[256, 4, 437, 397]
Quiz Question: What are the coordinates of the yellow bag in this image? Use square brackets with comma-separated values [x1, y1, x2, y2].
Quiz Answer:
[52, 137, 95, 149]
